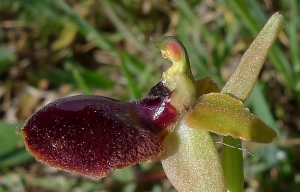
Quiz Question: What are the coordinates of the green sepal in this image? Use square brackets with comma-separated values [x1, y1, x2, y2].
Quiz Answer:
[184, 93, 277, 143]
[161, 121, 226, 192]
[221, 13, 285, 102]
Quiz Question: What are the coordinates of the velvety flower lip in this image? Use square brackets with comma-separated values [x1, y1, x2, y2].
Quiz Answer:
[17, 36, 196, 179]
[18, 95, 161, 178]
[17, 79, 180, 178]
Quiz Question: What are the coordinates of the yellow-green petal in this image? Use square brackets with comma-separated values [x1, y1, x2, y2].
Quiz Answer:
[184, 93, 277, 143]
[195, 76, 220, 98]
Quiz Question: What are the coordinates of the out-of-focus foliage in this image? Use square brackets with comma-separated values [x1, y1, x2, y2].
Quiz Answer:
[0, 0, 299, 191]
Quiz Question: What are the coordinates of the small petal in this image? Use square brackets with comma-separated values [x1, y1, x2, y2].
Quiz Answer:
[195, 76, 219, 98]
[184, 93, 277, 143]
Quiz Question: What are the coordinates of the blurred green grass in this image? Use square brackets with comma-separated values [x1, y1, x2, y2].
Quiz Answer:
[0, 0, 299, 191]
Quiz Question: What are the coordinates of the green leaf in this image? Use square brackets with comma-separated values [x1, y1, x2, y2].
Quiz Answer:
[81, 70, 114, 90]
[37, 67, 114, 90]
[0, 121, 34, 167]
[184, 93, 277, 143]
[120, 51, 141, 100]
[0, 46, 17, 75]
[68, 61, 92, 94]
[51, 22, 78, 51]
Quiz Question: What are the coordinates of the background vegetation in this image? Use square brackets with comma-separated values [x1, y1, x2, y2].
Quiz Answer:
[0, 0, 299, 191]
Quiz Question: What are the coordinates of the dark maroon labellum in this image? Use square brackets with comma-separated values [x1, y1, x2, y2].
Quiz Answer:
[18, 81, 179, 178]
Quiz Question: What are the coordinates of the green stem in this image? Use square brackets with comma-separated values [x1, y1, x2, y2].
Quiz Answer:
[222, 137, 244, 192]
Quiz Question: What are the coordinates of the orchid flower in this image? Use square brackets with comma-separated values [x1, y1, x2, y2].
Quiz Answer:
[17, 13, 284, 192]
